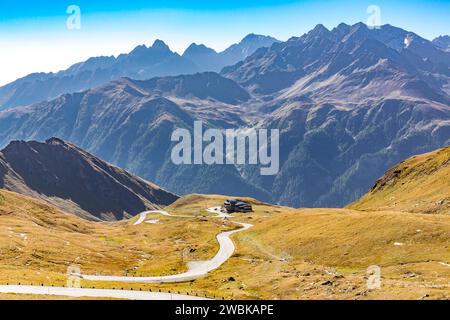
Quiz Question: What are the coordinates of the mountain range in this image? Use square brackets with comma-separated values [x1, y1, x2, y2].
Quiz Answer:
[0, 73, 273, 203]
[0, 138, 178, 220]
[221, 22, 450, 207]
[0, 22, 449, 208]
[0, 34, 279, 110]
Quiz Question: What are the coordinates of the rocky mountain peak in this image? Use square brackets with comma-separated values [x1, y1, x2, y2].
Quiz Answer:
[184, 43, 218, 56]
[151, 39, 171, 51]
[310, 24, 330, 35]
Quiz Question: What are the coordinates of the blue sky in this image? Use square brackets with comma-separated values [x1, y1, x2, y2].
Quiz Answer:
[0, 0, 449, 85]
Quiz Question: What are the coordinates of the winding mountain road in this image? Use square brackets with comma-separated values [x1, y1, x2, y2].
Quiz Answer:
[81, 208, 253, 283]
[1, 206, 252, 299]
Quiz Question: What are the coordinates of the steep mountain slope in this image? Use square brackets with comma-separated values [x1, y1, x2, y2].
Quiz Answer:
[222, 22, 450, 207]
[349, 146, 450, 214]
[0, 138, 178, 220]
[247, 97, 450, 208]
[132, 72, 250, 104]
[0, 74, 272, 203]
[182, 34, 280, 72]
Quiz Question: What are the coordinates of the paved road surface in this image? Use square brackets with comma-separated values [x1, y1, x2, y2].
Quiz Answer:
[133, 212, 148, 225]
[0, 285, 208, 300]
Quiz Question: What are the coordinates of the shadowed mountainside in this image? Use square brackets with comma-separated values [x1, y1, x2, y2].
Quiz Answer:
[0, 138, 179, 221]
[223, 23, 450, 207]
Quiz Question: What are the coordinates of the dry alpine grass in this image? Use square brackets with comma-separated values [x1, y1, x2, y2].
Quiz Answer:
[0, 146, 449, 300]
[0, 189, 233, 289]
[349, 146, 450, 214]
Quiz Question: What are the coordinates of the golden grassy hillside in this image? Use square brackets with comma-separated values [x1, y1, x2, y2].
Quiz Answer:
[231, 208, 449, 299]
[349, 146, 450, 214]
[1, 143, 449, 301]
[0, 189, 233, 288]
[112, 198, 448, 300]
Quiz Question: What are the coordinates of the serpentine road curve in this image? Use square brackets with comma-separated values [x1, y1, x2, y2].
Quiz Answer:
[81, 208, 253, 283]
[0, 207, 252, 299]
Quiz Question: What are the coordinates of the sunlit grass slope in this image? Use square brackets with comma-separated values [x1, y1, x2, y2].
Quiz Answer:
[349, 146, 450, 214]
[0, 189, 232, 287]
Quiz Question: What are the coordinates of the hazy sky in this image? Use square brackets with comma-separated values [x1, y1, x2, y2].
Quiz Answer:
[0, 0, 449, 86]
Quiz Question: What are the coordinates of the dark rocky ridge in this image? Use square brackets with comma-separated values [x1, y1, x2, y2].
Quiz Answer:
[0, 138, 179, 221]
